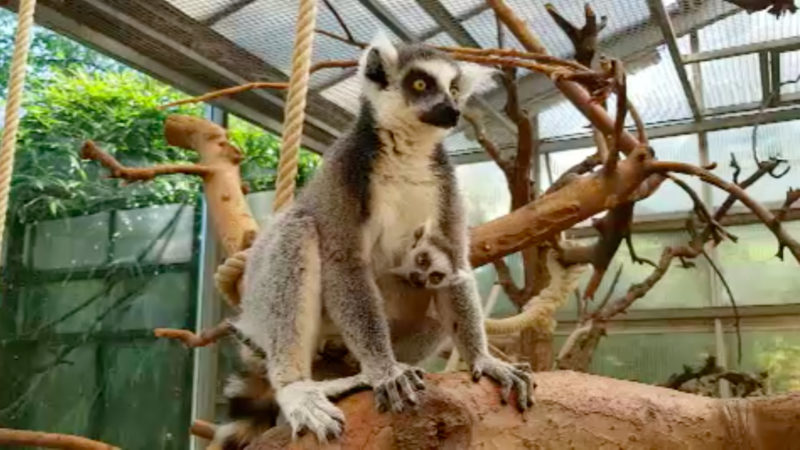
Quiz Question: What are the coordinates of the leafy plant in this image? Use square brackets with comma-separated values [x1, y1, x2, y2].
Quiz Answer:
[2, 6, 320, 223]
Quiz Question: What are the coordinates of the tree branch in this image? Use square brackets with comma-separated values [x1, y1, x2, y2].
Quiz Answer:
[81, 141, 212, 181]
[647, 160, 800, 262]
[154, 320, 233, 348]
[0, 428, 119, 449]
[464, 113, 511, 173]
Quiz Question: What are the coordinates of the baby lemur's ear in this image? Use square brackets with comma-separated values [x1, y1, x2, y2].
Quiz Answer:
[458, 62, 499, 99]
[359, 31, 398, 89]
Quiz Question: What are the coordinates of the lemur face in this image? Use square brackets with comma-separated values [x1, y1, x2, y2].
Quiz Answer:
[391, 221, 466, 289]
[359, 32, 496, 131]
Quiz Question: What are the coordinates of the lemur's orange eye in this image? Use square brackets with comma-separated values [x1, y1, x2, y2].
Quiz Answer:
[450, 85, 459, 97]
[413, 79, 426, 91]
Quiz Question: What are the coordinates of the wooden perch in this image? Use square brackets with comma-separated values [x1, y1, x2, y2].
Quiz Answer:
[154, 320, 233, 348]
[81, 141, 212, 181]
[242, 371, 800, 449]
[468, 146, 651, 267]
[83, 115, 259, 256]
[0, 428, 119, 450]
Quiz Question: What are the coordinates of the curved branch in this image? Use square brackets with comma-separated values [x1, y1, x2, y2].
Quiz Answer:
[647, 160, 800, 263]
[81, 141, 212, 181]
[154, 320, 233, 348]
[0, 428, 119, 450]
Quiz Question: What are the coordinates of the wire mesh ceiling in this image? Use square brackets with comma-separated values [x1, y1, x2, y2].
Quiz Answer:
[21, 0, 800, 157]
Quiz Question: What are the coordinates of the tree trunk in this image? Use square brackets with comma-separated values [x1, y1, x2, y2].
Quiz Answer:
[248, 371, 800, 450]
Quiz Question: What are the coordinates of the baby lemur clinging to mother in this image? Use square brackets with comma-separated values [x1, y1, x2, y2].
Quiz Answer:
[390, 219, 470, 289]
[214, 32, 534, 448]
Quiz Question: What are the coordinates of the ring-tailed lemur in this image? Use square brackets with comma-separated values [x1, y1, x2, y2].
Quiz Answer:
[214, 33, 534, 447]
[390, 220, 471, 289]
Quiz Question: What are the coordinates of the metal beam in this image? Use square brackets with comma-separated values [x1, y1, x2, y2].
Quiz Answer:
[683, 34, 800, 64]
[414, 0, 480, 48]
[314, 4, 491, 92]
[19, 0, 352, 152]
[355, 0, 416, 41]
[759, 52, 772, 105]
[647, 0, 702, 120]
[202, 0, 259, 26]
[450, 104, 800, 163]
[770, 50, 782, 107]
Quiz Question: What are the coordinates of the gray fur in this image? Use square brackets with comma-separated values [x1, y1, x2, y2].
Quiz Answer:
[228, 35, 531, 445]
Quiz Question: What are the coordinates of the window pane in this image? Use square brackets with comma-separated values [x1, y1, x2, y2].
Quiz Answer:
[635, 134, 700, 217]
[574, 231, 712, 309]
[590, 331, 717, 384]
[455, 161, 510, 226]
[726, 330, 800, 393]
[707, 122, 800, 207]
[716, 222, 800, 306]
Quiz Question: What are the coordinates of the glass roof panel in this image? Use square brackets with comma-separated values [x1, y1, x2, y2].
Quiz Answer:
[697, 9, 800, 52]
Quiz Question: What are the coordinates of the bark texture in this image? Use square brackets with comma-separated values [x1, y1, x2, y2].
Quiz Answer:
[248, 371, 800, 450]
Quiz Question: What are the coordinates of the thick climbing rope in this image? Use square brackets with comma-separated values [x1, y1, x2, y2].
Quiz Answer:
[214, 249, 248, 306]
[272, 0, 318, 213]
[213, 0, 318, 302]
[484, 249, 586, 335]
[0, 0, 37, 255]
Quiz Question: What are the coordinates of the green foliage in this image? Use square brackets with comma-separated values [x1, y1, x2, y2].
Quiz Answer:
[2, 6, 320, 223]
[0, 10, 124, 94]
[757, 337, 800, 393]
[229, 115, 320, 193]
[12, 70, 204, 222]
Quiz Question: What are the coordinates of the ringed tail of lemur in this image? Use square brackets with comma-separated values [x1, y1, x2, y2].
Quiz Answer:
[211, 32, 535, 449]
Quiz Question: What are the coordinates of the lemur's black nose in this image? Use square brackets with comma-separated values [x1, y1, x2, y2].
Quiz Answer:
[420, 102, 460, 128]
[409, 272, 426, 288]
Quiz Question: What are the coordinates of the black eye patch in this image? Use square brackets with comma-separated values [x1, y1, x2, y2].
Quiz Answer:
[402, 69, 438, 99]
[429, 271, 445, 286]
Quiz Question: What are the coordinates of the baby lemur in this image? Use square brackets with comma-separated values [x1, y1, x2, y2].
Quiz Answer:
[214, 33, 534, 447]
[390, 220, 470, 289]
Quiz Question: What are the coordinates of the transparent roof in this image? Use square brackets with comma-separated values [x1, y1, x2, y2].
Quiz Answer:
[34, 0, 800, 153]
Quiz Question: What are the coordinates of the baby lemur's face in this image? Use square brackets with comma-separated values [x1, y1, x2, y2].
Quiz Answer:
[391, 222, 466, 289]
[359, 33, 496, 131]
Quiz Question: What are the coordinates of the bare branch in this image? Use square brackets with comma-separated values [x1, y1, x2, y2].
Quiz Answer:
[190, 420, 217, 440]
[464, 113, 511, 174]
[0, 428, 120, 449]
[81, 141, 212, 181]
[647, 160, 800, 262]
[700, 248, 741, 365]
[154, 320, 234, 348]
[493, 258, 525, 306]
[315, 28, 367, 48]
[777, 187, 800, 223]
[625, 235, 656, 267]
[321, 0, 356, 43]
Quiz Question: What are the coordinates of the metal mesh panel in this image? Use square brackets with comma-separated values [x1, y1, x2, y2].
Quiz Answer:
[23, 0, 800, 149]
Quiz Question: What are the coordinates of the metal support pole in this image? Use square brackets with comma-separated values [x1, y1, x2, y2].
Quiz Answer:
[190, 105, 227, 449]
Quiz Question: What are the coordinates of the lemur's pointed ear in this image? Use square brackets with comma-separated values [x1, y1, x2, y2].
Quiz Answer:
[359, 31, 398, 89]
[458, 62, 499, 98]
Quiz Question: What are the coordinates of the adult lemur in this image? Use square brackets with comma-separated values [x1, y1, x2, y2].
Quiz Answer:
[217, 33, 533, 446]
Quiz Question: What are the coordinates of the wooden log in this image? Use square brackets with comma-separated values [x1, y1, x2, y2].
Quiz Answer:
[248, 371, 800, 450]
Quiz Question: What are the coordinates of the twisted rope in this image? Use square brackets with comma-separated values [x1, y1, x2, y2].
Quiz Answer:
[0, 0, 37, 254]
[214, 250, 248, 306]
[485, 250, 586, 335]
[272, 0, 318, 213]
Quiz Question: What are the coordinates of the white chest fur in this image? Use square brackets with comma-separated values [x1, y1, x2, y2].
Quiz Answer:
[364, 130, 441, 274]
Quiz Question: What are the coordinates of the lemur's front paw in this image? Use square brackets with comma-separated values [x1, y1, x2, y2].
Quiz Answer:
[276, 381, 345, 442]
[372, 363, 426, 413]
[470, 356, 534, 411]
